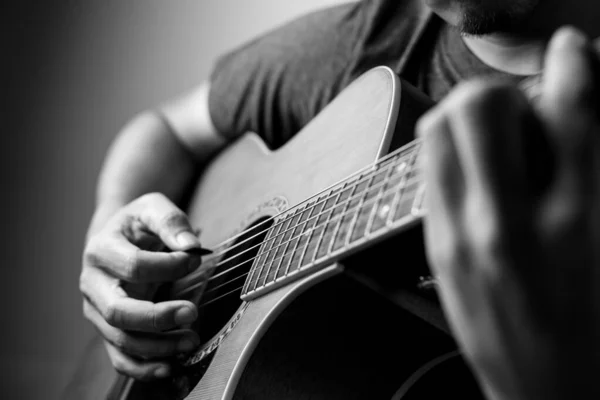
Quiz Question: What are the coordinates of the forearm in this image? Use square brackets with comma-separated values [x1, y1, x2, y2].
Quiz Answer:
[89, 111, 199, 236]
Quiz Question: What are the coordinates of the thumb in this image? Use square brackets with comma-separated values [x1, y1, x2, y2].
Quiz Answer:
[134, 193, 202, 251]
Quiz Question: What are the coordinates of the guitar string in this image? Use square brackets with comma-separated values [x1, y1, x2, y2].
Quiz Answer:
[181, 163, 422, 293]
[181, 161, 424, 298]
[181, 145, 421, 291]
[210, 138, 421, 249]
[191, 143, 417, 270]
[191, 139, 422, 260]
[194, 172, 422, 300]
[179, 170, 424, 302]
[194, 172, 424, 309]
[201, 158, 414, 281]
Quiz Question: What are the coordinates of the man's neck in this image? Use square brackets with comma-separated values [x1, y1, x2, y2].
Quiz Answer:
[461, 35, 545, 76]
[437, 1, 600, 76]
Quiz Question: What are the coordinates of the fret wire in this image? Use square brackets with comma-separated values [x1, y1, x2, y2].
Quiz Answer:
[246, 218, 278, 292]
[293, 196, 325, 270]
[281, 224, 303, 278]
[236, 169, 421, 294]
[206, 140, 422, 260]
[393, 143, 423, 222]
[245, 157, 416, 266]
[253, 217, 285, 290]
[259, 214, 294, 287]
[349, 156, 398, 244]
[185, 172, 427, 298]
[238, 162, 422, 289]
[409, 152, 426, 216]
[217, 143, 422, 275]
[386, 144, 421, 227]
[334, 172, 378, 252]
[290, 204, 321, 275]
[284, 202, 316, 277]
[238, 165, 423, 291]
[307, 185, 347, 265]
[198, 172, 426, 302]
[231, 172, 425, 297]
[269, 172, 421, 269]
[364, 153, 410, 235]
[269, 206, 304, 283]
[325, 178, 363, 255]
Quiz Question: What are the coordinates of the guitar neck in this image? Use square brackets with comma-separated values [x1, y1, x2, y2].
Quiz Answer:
[242, 139, 425, 300]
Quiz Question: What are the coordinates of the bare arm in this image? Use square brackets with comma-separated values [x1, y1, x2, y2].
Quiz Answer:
[89, 82, 228, 235]
[80, 81, 235, 380]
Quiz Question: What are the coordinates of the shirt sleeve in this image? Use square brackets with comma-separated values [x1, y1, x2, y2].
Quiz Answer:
[207, 2, 364, 149]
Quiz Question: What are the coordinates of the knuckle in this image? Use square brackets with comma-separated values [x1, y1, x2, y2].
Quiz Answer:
[111, 355, 129, 376]
[103, 301, 121, 327]
[445, 237, 470, 269]
[472, 223, 505, 261]
[111, 331, 129, 352]
[150, 309, 161, 331]
[83, 239, 102, 267]
[148, 307, 168, 331]
[78, 272, 89, 295]
[466, 201, 505, 260]
[82, 301, 91, 319]
[136, 367, 157, 382]
[137, 192, 165, 206]
[123, 249, 143, 282]
[160, 210, 188, 231]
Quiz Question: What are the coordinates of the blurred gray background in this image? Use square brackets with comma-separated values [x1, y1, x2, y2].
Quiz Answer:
[2, 1, 349, 398]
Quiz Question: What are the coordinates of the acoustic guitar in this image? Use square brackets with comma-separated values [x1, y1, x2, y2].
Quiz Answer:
[65, 66, 486, 399]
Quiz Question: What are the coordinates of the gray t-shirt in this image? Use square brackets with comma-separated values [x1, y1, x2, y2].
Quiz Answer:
[208, 0, 525, 148]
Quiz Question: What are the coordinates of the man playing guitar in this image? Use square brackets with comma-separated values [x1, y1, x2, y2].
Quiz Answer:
[78, 0, 600, 398]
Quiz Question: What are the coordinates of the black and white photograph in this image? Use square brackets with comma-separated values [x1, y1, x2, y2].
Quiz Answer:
[3, 0, 600, 399]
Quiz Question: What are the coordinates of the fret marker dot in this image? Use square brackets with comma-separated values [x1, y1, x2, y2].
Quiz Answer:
[396, 162, 407, 174]
[379, 205, 391, 218]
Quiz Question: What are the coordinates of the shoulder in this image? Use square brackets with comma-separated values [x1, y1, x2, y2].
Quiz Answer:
[208, 0, 430, 145]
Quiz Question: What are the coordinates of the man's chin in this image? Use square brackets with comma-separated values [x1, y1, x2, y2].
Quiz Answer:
[458, 7, 535, 36]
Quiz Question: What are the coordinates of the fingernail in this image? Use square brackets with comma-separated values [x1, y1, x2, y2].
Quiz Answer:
[154, 365, 170, 378]
[554, 26, 587, 47]
[178, 337, 197, 352]
[174, 306, 197, 325]
[176, 231, 200, 250]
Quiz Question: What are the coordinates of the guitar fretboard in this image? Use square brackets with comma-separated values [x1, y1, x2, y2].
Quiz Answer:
[241, 139, 425, 299]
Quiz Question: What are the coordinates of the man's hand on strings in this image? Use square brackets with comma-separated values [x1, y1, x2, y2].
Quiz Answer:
[418, 27, 600, 400]
[79, 193, 203, 380]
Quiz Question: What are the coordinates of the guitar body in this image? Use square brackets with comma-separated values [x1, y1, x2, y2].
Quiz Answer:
[65, 67, 474, 399]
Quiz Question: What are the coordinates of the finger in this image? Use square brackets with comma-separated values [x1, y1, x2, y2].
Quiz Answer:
[104, 341, 171, 381]
[541, 27, 596, 147]
[444, 80, 529, 208]
[85, 233, 201, 283]
[84, 299, 199, 359]
[417, 108, 466, 277]
[540, 27, 596, 191]
[80, 267, 198, 332]
[538, 27, 598, 226]
[130, 193, 203, 251]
